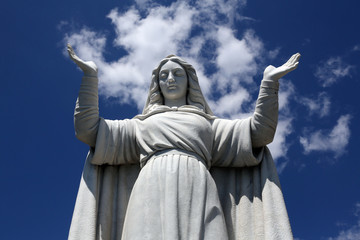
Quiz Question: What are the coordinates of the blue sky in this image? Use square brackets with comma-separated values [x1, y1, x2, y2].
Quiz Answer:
[2, 0, 360, 239]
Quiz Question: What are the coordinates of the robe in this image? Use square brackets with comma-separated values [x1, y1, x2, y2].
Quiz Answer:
[68, 76, 293, 240]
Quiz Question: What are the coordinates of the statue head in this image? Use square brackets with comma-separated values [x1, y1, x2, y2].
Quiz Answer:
[142, 55, 213, 115]
[158, 60, 189, 105]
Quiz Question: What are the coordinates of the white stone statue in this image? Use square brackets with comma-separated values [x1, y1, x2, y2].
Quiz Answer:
[67, 43, 300, 240]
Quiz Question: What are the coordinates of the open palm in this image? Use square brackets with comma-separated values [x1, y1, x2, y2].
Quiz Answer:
[67, 44, 98, 77]
[264, 53, 300, 81]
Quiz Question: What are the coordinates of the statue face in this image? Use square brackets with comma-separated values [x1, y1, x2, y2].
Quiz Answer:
[159, 61, 188, 102]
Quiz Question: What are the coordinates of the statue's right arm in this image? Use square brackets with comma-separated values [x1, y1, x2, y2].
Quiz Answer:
[68, 44, 100, 147]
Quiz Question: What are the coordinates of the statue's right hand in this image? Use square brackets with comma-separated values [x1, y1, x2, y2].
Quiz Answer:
[67, 44, 98, 77]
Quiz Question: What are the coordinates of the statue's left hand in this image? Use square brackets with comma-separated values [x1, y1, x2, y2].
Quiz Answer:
[263, 53, 300, 81]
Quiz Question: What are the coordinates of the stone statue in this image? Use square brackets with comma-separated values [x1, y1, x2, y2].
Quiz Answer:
[67, 43, 300, 240]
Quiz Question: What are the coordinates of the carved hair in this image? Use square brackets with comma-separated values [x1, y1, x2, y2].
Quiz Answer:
[142, 55, 213, 115]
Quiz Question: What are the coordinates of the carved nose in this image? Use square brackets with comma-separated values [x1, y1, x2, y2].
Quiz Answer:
[168, 73, 175, 83]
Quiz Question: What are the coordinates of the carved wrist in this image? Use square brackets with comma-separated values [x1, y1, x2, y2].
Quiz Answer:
[261, 79, 279, 90]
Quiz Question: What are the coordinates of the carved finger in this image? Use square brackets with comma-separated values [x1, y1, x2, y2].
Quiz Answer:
[292, 56, 300, 68]
[283, 55, 293, 65]
[287, 62, 299, 72]
[292, 53, 301, 64]
[67, 44, 79, 59]
[289, 54, 297, 63]
[293, 61, 299, 69]
[288, 54, 298, 65]
[290, 53, 299, 63]
[287, 54, 300, 67]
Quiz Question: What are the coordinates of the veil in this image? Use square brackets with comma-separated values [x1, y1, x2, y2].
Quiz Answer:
[142, 55, 213, 116]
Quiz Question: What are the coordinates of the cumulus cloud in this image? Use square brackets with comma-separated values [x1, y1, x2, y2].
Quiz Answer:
[278, 80, 295, 112]
[297, 92, 331, 118]
[352, 45, 360, 52]
[300, 114, 351, 158]
[134, 0, 152, 9]
[63, 0, 297, 165]
[268, 118, 293, 171]
[210, 87, 251, 117]
[315, 57, 353, 87]
[64, 0, 267, 111]
[267, 80, 296, 172]
[65, 28, 106, 62]
[328, 203, 360, 240]
[355, 203, 360, 216]
[328, 222, 360, 240]
[193, 0, 247, 26]
[214, 28, 263, 90]
[65, 0, 263, 109]
[65, 2, 197, 107]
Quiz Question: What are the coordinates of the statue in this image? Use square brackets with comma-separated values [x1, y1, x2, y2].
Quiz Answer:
[67, 43, 300, 240]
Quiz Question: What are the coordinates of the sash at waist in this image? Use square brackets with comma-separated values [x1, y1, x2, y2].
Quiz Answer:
[141, 149, 210, 169]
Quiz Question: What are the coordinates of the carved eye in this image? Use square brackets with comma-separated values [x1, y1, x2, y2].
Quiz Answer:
[160, 72, 168, 79]
[174, 70, 184, 77]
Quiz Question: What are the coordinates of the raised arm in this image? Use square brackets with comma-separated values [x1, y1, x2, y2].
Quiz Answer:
[68, 44, 100, 147]
[251, 53, 300, 148]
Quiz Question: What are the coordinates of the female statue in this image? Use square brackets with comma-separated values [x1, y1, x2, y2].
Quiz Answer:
[67, 44, 300, 240]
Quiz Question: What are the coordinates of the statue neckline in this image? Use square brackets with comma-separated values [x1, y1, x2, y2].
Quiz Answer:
[134, 105, 217, 120]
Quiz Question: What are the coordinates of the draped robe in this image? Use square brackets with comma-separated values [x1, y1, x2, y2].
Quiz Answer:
[68, 76, 293, 240]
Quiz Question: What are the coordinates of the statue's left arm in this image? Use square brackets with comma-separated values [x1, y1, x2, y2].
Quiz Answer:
[67, 44, 100, 147]
[251, 53, 300, 147]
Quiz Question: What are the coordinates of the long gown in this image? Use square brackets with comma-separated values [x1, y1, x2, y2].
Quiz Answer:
[68, 76, 293, 240]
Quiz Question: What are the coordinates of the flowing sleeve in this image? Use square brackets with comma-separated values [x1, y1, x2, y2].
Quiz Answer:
[74, 76, 100, 147]
[90, 118, 139, 165]
[74, 75, 139, 165]
[68, 119, 140, 239]
[212, 118, 261, 167]
[211, 79, 279, 167]
[210, 80, 292, 239]
[251, 79, 279, 147]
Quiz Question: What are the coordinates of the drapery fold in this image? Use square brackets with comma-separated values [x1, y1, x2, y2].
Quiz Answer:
[68, 119, 292, 240]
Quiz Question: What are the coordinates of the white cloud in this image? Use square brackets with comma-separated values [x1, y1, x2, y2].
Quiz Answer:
[268, 48, 280, 60]
[297, 92, 331, 118]
[315, 57, 352, 87]
[64, 0, 264, 110]
[268, 118, 293, 171]
[65, 28, 106, 62]
[215, 28, 263, 90]
[194, 0, 247, 26]
[210, 87, 250, 117]
[63, 0, 297, 166]
[278, 80, 295, 112]
[328, 203, 360, 240]
[356, 202, 360, 217]
[267, 80, 296, 172]
[328, 221, 360, 240]
[66, 3, 196, 107]
[134, 0, 152, 9]
[352, 45, 360, 52]
[300, 114, 352, 158]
